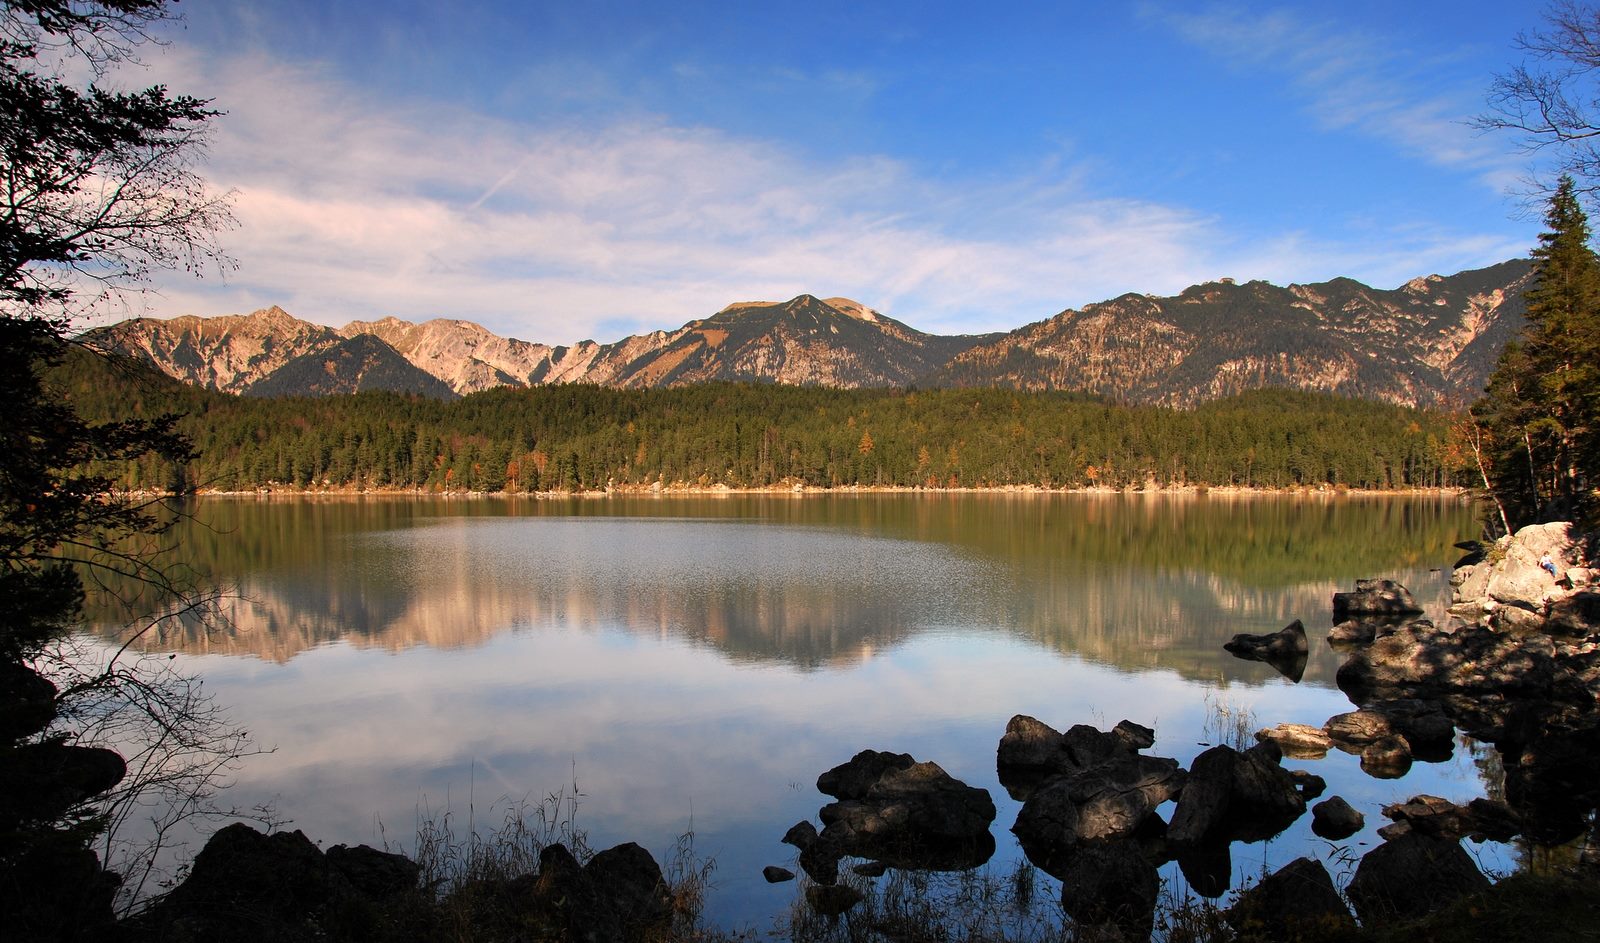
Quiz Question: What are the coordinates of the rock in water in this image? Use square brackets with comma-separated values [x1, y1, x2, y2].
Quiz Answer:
[817, 749, 916, 799]
[1311, 796, 1365, 840]
[1223, 620, 1309, 681]
[1333, 579, 1423, 621]
[815, 756, 997, 873]
[1346, 832, 1489, 924]
[1227, 857, 1353, 939]
[1255, 723, 1332, 758]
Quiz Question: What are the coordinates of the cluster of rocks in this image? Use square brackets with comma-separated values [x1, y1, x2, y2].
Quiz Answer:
[1257, 697, 1455, 777]
[773, 716, 1345, 940]
[119, 822, 674, 943]
[1322, 527, 1600, 847]
[0, 660, 130, 940]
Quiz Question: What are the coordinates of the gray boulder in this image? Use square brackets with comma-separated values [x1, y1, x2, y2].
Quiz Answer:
[1336, 622, 1563, 698]
[1487, 522, 1574, 610]
[1548, 591, 1600, 637]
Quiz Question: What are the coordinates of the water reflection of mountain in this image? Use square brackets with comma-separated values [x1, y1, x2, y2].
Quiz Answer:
[86, 495, 1476, 680]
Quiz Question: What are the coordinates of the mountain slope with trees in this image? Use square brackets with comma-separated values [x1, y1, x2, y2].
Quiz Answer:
[53, 349, 1467, 494]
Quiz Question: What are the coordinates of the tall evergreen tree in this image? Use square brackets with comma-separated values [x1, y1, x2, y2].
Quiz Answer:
[1474, 175, 1600, 528]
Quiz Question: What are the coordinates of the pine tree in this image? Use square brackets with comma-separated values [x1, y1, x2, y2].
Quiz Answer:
[1474, 175, 1600, 528]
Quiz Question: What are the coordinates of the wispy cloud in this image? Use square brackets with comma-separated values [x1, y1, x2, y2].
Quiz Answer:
[114, 43, 1523, 342]
[1144, 3, 1522, 191]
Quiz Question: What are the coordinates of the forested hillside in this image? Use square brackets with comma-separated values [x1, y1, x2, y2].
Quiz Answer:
[54, 351, 1468, 493]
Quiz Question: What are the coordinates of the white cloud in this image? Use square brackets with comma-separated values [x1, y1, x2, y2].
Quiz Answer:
[108, 41, 1524, 342]
[1144, 3, 1520, 188]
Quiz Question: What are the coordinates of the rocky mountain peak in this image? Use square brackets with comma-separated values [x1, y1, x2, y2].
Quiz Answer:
[822, 297, 881, 323]
[85, 259, 1534, 407]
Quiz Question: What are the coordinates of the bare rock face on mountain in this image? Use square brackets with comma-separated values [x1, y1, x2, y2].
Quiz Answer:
[85, 259, 1532, 403]
[932, 260, 1532, 407]
[88, 307, 344, 393]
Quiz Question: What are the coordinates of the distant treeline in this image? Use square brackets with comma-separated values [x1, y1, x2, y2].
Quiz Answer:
[55, 352, 1472, 492]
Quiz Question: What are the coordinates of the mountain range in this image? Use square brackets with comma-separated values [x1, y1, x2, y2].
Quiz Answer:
[86, 259, 1533, 407]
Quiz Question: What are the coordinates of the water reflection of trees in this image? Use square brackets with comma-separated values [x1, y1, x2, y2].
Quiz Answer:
[81, 495, 1477, 680]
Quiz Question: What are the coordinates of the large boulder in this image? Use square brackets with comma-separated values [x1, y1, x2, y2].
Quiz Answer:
[1011, 754, 1184, 876]
[818, 749, 915, 800]
[996, 714, 1073, 774]
[1345, 832, 1489, 924]
[0, 660, 57, 742]
[1326, 700, 1454, 760]
[1487, 522, 1575, 611]
[1336, 622, 1564, 699]
[815, 758, 997, 874]
[1167, 743, 1305, 847]
[325, 843, 419, 899]
[139, 823, 337, 940]
[0, 743, 126, 828]
[1333, 579, 1423, 621]
[996, 716, 1158, 798]
[1547, 591, 1600, 637]
[1010, 778, 1080, 878]
[1227, 857, 1353, 939]
[1063, 754, 1185, 843]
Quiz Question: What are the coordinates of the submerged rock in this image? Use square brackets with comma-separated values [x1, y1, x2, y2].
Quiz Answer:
[805, 883, 864, 917]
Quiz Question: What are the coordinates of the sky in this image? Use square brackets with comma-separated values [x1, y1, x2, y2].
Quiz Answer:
[105, 1, 1553, 343]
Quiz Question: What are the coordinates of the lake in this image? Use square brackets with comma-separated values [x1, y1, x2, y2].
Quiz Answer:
[82, 492, 1500, 929]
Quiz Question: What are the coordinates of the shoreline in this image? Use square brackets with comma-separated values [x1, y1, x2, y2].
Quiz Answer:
[148, 483, 1473, 500]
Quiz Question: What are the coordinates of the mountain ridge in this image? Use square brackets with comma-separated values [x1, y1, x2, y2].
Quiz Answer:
[85, 261, 1532, 406]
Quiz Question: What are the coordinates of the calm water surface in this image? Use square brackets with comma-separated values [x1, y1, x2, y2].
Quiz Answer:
[85, 493, 1495, 928]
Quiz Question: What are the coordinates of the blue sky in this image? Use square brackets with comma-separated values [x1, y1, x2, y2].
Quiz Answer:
[120, 1, 1548, 342]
